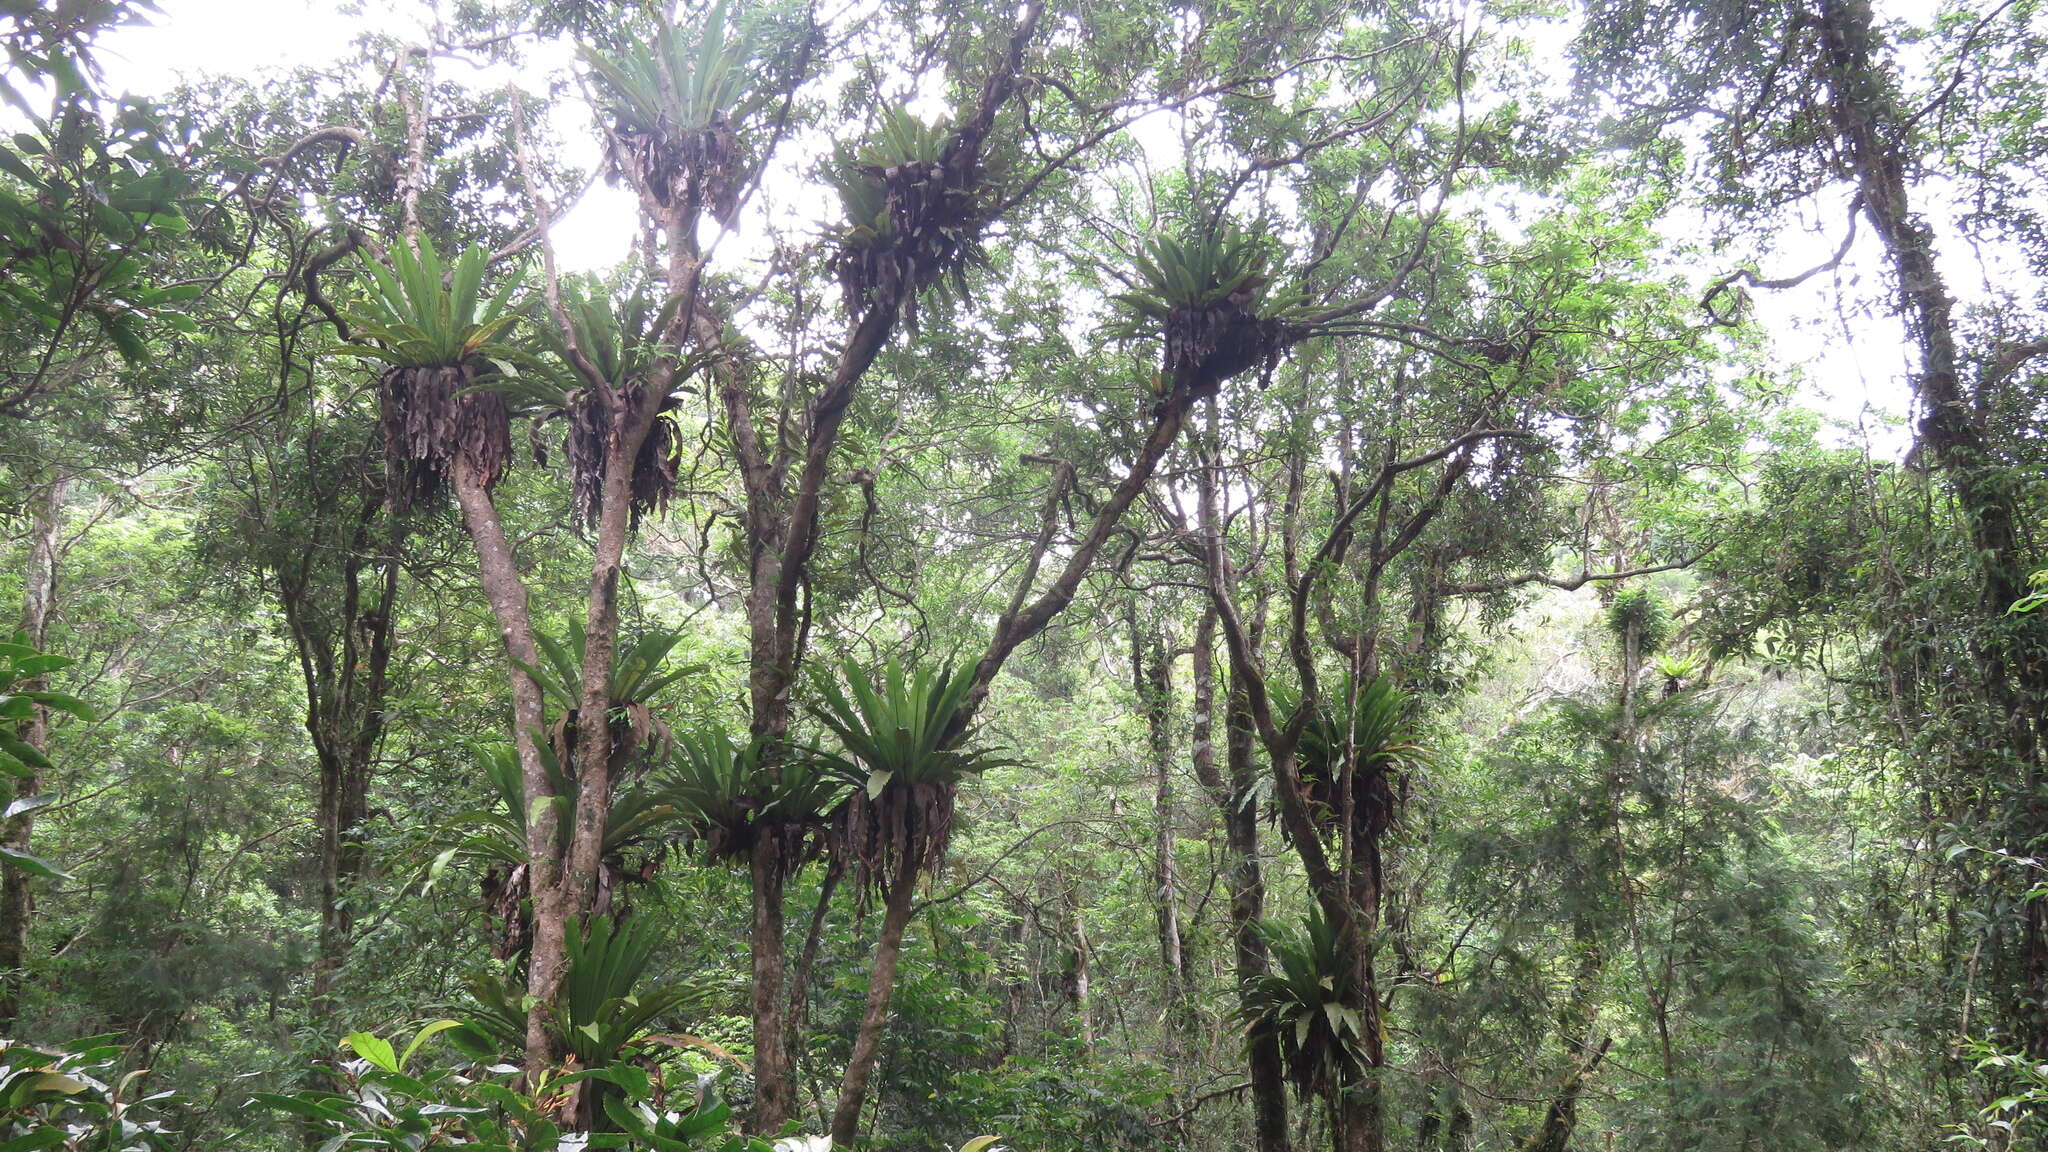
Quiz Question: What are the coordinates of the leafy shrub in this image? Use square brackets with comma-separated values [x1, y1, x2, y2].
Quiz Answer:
[0, 1035, 179, 1151]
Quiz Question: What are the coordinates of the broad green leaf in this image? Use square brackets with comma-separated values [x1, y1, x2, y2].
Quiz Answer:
[342, 1031, 399, 1073]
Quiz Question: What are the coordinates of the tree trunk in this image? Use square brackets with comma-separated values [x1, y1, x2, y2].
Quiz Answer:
[0, 471, 66, 1029]
[1520, 1034, 1611, 1152]
[830, 853, 921, 1147]
[449, 460, 556, 1077]
[304, 514, 400, 1020]
[1520, 922, 1607, 1152]
[1130, 605, 1191, 1036]
[1192, 611, 1290, 1152]
[1071, 895, 1094, 1047]
[557, 387, 663, 932]
[1814, 0, 2048, 1051]
[750, 836, 795, 1132]
[786, 855, 844, 1129]
[1335, 851, 1386, 1152]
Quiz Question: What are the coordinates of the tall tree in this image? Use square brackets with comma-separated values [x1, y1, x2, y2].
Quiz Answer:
[0, 471, 68, 1028]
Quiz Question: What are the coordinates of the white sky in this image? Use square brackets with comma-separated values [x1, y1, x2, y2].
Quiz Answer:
[91, 0, 1929, 453]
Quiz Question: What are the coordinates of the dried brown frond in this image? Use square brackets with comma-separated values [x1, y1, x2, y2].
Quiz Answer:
[607, 117, 746, 226]
[377, 361, 513, 507]
[563, 389, 683, 531]
[832, 777, 960, 893]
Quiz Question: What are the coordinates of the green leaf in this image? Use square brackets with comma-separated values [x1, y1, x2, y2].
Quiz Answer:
[0, 736, 48, 771]
[398, 1019, 463, 1072]
[0, 845, 67, 881]
[250, 1092, 353, 1124]
[342, 1031, 399, 1073]
[0, 148, 40, 187]
[3, 793, 53, 820]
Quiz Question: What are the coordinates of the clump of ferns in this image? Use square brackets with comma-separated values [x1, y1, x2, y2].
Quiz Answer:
[518, 616, 699, 778]
[581, 0, 772, 226]
[453, 909, 705, 1114]
[1654, 648, 1706, 696]
[1240, 908, 1371, 1103]
[448, 744, 680, 961]
[1106, 219, 1322, 396]
[661, 728, 851, 872]
[341, 237, 527, 509]
[489, 280, 723, 531]
[826, 107, 1003, 327]
[1604, 586, 1672, 655]
[1270, 675, 1431, 846]
[808, 656, 1016, 892]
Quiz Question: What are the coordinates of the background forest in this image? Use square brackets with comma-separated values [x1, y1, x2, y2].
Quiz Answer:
[1, 0, 2045, 1148]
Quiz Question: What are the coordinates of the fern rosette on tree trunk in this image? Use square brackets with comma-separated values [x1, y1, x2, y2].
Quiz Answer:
[341, 238, 526, 506]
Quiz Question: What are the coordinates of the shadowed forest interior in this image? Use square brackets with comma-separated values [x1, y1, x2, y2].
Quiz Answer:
[3, 0, 2048, 1148]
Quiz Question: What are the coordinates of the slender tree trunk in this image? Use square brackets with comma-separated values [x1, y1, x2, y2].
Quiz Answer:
[450, 461, 556, 1076]
[1815, 0, 2048, 1050]
[751, 837, 794, 1132]
[830, 853, 921, 1147]
[306, 517, 400, 1019]
[558, 389, 662, 926]
[786, 855, 844, 1128]
[1071, 895, 1094, 1047]
[0, 472, 66, 1029]
[1336, 848, 1386, 1152]
[1192, 610, 1290, 1152]
[1192, 405, 1292, 1151]
[1520, 922, 1607, 1152]
[1130, 605, 1190, 1035]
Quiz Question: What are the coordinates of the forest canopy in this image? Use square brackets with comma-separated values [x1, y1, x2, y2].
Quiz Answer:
[1, 0, 2046, 1149]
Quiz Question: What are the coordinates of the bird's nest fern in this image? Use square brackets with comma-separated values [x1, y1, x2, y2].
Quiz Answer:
[581, 0, 767, 224]
[341, 238, 527, 506]
[826, 107, 1000, 328]
[1109, 222, 1322, 394]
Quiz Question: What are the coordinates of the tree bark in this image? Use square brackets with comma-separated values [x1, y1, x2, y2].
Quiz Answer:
[1130, 604, 1191, 1035]
[1812, 0, 2048, 1051]
[291, 498, 401, 1020]
[557, 385, 665, 928]
[449, 460, 556, 1077]
[1192, 609, 1291, 1152]
[0, 471, 66, 1029]
[750, 836, 795, 1133]
[829, 853, 921, 1147]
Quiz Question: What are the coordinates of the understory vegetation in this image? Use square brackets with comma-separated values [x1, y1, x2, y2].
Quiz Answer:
[3, 0, 2048, 1148]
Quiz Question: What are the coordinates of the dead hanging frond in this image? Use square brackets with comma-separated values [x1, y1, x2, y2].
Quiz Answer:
[808, 657, 1018, 888]
[1271, 675, 1431, 845]
[376, 363, 516, 507]
[340, 238, 527, 506]
[826, 106, 1000, 328]
[483, 280, 722, 530]
[560, 387, 685, 530]
[581, 0, 770, 224]
[1108, 221, 1321, 395]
